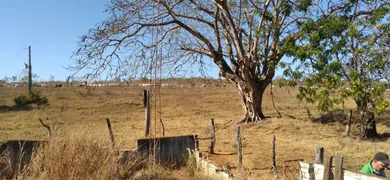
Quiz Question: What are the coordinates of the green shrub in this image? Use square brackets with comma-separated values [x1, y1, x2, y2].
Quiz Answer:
[13, 94, 31, 107]
[13, 90, 49, 108]
[30, 90, 48, 107]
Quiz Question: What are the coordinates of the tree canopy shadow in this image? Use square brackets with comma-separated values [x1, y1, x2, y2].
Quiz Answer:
[311, 110, 347, 124]
[379, 133, 390, 140]
[0, 105, 32, 113]
[375, 110, 390, 127]
[358, 132, 390, 142]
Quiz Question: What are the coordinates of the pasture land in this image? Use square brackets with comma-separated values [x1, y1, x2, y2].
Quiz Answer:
[1, 85, 390, 179]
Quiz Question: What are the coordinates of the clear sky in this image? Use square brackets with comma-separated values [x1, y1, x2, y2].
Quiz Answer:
[0, 1, 286, 82]
[0, 0, 110, 82]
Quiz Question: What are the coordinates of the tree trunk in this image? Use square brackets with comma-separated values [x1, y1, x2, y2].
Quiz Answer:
[357, 102, 379, 139]
[360, 111, 379, 139]
[237, 81, 269, 123]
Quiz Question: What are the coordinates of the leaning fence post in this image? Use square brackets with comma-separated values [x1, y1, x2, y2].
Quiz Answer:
[272, 135, 278, 180]
[160, 119, 165, 137]
[144, 90, 150, 137]
[209, 118, 215, 154]
[323, 156, 333, 180]
[315, 147, 324, 164]
[236, 125, 242, 169]
[334, 156, 344, 180]
[106, 118, 115, 147]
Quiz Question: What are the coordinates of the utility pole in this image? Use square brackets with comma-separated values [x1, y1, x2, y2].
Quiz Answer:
[28, 46, 32, 95]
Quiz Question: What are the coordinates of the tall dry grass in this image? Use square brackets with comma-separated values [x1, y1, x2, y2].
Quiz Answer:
[1, 130, 220, 180]
[5, 130, 176, 180]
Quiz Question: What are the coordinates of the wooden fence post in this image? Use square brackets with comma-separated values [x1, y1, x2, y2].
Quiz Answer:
[323, 156, 333, 180]
[315, 147, 324, 164]
[334, 156, 344, 180]
[346, 110, 353, 137]
[236, 125, 242, 169]
[272, 135, 278, 180]
[160, 119, 165, 137]
[106, 118, 115, 147]
[143, 89, 147, 108]
[144, 90, 150, 137]
[209, 118, 215, 154]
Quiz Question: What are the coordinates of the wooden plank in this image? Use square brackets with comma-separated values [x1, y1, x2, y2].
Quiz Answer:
[343, 170, 387, 180]
[323, 156, 333, 180]
[334, 156, 343, 180]
[315, 147, 324, 164]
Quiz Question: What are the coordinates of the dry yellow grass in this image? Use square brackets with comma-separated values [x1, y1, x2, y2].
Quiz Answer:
[1, 85, 390, 179]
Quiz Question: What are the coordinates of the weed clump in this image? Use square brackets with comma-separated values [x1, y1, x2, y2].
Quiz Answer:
[13, 90, 48, 109]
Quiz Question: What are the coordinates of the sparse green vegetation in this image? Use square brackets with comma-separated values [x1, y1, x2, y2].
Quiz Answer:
[13, 90, 48, 109]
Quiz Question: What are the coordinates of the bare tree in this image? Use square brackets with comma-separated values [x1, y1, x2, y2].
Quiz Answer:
[70, 0, 378, 123]
[48, 75, 55, 83]
[11, 76, 17, 82]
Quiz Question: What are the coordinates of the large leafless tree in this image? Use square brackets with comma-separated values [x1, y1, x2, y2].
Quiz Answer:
[70, 0, 381, 123]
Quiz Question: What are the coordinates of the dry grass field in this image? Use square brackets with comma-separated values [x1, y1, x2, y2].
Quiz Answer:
[1, 84, 390, 179]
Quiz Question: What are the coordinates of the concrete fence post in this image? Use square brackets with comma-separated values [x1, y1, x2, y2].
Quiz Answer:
[323, 156, 333, 180]
[335, 156, 344, 180]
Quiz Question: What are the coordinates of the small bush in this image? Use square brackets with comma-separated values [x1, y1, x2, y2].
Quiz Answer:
[13, 90, 49, 108]
[13, 95, 30, 107]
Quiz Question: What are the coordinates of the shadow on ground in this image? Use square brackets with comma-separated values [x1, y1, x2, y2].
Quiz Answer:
[375, 110, 390, 127]
[379, 133, 390, 139]
[0, 105, 32, 113]
[311, 110, 347, 124]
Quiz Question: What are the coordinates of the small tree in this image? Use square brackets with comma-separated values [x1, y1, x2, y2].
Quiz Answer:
[11, 76, 17, 82]
[2, 76, 10, 83]
[284, 1, 390, 138]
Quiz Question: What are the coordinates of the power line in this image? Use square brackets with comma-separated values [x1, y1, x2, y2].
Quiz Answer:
[30, 50, 59, 69]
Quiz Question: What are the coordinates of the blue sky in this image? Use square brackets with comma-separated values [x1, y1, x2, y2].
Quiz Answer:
[0, 0, 221, 82]
[0, 1, 287, 82]
[0, 0, 110, 81]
